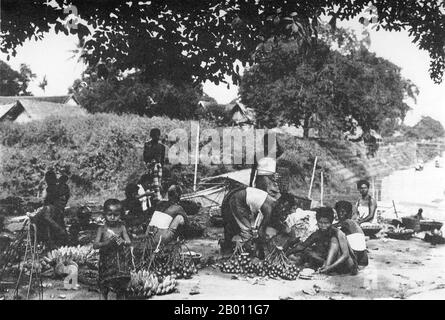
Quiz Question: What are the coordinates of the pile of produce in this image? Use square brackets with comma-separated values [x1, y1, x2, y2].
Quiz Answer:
[386, 226, 414, 240]
[220, 245, 299, 280]
[262, 247, 299, 280]
[220, 244, 257, 274]
[149, 243, 198, 279]
[127, 269, 177, 298]
[42, 245, 98, 269]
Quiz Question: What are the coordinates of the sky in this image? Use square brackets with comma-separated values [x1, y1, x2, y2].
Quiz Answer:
[1, 16, 444, 127]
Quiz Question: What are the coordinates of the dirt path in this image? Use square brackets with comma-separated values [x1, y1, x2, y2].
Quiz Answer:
[21, 236, 445, 300]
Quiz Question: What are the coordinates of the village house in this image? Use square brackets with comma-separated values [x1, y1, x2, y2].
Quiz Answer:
[0, 95, 87, 123]
[224, 100, 256, 126]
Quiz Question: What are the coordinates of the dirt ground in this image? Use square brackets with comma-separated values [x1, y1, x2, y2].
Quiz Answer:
[5, 234, 442, 300]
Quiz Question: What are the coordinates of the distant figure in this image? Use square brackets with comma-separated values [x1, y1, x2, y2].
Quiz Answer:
[415, 208, 424, 220]
[143, 128, 166, 166]
[143, 128, 166, 202]
[415, 161, 424, 171]
[354, 180, 377, 224]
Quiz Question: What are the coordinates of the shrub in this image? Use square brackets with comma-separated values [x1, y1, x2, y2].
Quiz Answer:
[0, 114, 216, 203]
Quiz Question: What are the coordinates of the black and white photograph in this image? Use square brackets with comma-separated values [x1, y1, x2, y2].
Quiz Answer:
[0, 0, 445, 303]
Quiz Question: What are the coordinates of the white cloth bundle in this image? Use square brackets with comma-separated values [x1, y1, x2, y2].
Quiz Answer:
[148, 211, 173, 229]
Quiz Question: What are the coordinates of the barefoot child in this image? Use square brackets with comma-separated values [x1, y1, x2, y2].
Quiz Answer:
[288, 207, 358, 275]
[93, 199, 131, 300]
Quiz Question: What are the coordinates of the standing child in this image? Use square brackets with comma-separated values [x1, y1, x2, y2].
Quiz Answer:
[93, 199, 131, 300]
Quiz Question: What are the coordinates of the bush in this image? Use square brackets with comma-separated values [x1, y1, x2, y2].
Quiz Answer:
[0, 114, 216, 203]
[0, 113, 395, 207]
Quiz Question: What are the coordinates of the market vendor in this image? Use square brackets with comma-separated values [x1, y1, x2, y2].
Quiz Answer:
[287, 207, 358, 275]
[145, 185, 188, 246]
[220, 186, 279, 257]
[334, 201, 368, 266]
[353, 179, 377, 224]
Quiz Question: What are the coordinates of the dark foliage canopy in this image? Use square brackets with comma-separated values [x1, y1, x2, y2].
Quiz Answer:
[1, 0, 444, 84]
[239, 37, 416, 137]
[0, 60, 36, 96]
[406, 116, 445, 140]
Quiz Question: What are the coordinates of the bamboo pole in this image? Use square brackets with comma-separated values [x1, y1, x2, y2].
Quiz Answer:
[308, 156, 318, 199]
[193, 121, 200, 192]
[392, 200, 399, 219]
[320, 171, 324, 206]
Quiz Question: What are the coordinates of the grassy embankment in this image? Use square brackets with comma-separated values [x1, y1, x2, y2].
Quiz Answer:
[1, 114, 436, 210]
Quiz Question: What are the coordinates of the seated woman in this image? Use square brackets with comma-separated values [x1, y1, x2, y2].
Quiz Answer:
[35, 170, 68, 247]
[287, 207, 358, 275]
[335, 201, 368, 266]
[145, 185, 188, 246]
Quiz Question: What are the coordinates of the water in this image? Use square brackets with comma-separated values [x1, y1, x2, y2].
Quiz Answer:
[379, 159, 445, 222]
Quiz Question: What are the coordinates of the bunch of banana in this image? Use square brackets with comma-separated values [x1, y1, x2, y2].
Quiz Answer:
[128, 269, 159, 298]
[43, 245, 98, 267]
[155, 275, 177, 295]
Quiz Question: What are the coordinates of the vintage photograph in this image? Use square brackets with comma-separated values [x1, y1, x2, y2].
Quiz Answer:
[0, 0, 444, 301]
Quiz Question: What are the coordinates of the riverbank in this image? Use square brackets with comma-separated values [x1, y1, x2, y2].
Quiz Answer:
[379, 159, 445, 223]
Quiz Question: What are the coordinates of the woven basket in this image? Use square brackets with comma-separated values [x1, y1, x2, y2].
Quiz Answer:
[361, 226, 382, 237]
[387, 230, 414, 240]
[275, 166, 290, 193]
[419, 221, 443, 232]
